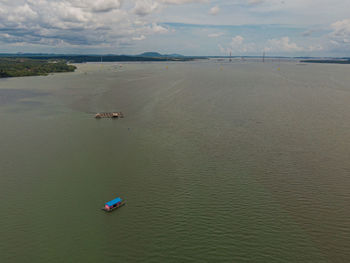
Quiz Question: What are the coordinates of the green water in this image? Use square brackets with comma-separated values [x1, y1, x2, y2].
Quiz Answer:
[0, 61, 349, 262]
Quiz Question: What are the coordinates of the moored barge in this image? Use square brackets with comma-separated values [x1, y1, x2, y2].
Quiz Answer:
[102, 197, 126, 212]
[95, 112, 124, 119]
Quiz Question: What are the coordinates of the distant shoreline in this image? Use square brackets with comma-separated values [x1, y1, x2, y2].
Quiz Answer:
[0, 54, 201, 63]
[1, 53, 350, 65]
[1, 55, 350, 79]
[300, 59, 350, 64]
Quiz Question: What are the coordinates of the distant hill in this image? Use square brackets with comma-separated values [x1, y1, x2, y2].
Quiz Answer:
[139, 52, 163, 57]
[139, 52, 184, 58]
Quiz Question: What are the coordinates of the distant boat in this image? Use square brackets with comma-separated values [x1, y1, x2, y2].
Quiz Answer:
[102, 197, 126, 212]
[95, 112, 124, 118]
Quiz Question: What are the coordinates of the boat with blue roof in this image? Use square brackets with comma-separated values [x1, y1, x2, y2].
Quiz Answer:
[102, 197, 126, 212]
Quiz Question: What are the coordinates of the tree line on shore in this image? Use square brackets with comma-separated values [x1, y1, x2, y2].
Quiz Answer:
[0, 58, 76, 78]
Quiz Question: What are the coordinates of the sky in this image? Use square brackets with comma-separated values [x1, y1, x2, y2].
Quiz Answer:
[0, 0, 349, 56]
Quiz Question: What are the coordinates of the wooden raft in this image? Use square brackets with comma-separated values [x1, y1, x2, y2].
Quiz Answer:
[95, 112, 124, 119]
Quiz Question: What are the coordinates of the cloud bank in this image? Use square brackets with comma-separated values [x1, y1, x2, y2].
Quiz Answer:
[0, 0, 201, 51]
[0, 0, 349, 55]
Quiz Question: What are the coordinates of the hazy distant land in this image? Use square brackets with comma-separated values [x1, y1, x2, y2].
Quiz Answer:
[1, 52, 350, 78]
[300, 59, 350, 64]
[0, 52, 200, 63]
[0, 53, 202, 78]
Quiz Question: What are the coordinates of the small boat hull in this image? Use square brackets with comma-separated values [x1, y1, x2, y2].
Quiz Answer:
[101, 201, 126, 212]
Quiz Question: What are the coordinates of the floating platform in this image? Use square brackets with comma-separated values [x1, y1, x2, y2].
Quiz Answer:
[95, 112, 124, 119]
[101, 197, 126, 212]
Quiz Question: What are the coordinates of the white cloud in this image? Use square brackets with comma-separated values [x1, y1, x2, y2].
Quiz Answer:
[302, 29, 314, 37]
[133, 0, 160, 16]
[160, 0, 207, 4]
[266, 37, 304, 52]
[209, 5, 220, 15]
[308, 45, 324, 52]
[208, 32, 224, 38]
[218, 44, 225, 53]
[150, 23, 169, 33]
[248, 0, 264, 5]
[218, 35, 257, 54]
[219, 34, 324, 55]
[132, 35, 146, 40]
[0, 0, 349, 55]
[231, 35, 244, 47]
[0, 0, 177, 49]
[330, 19, 350, 42]
[0, 0, 213, 51]
[322, 19, 350, 53]
[69, 0, 123, 13]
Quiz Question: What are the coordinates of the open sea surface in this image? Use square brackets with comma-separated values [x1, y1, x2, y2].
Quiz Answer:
[0, 61, 349, 262]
